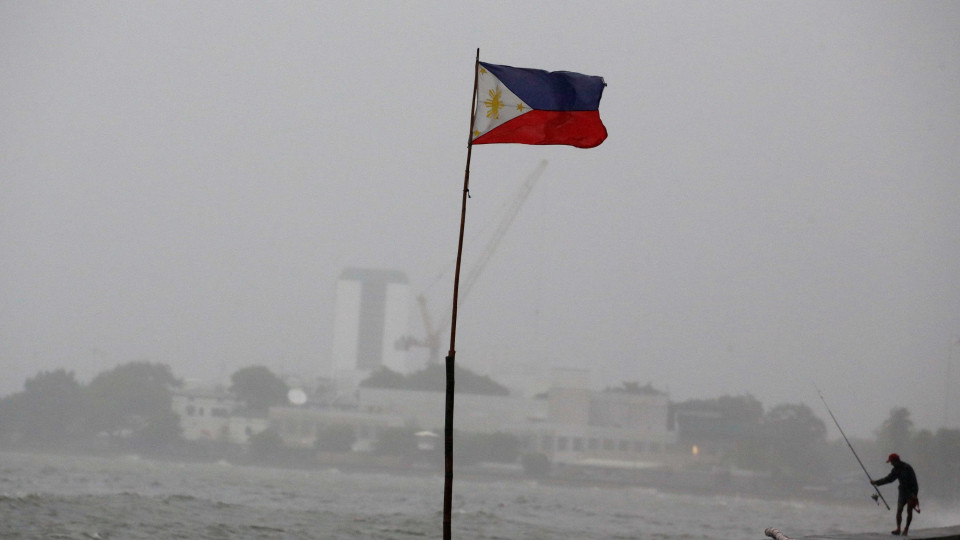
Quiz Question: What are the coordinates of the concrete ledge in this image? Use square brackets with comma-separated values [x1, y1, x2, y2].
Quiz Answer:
[802, 525, 960, 540]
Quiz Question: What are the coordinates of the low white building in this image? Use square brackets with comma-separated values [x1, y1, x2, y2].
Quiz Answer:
[518, 370, 678, 467]
[170, 368, 680, 474]
[171, 387, 267, 444]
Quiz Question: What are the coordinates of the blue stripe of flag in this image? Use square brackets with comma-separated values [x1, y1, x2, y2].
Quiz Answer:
[480, 62, 605, 112]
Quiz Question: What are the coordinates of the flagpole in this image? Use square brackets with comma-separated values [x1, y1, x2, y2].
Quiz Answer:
[444, 47, 479, 540]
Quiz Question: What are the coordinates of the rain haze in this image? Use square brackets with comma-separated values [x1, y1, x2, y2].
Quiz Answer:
[2, 1, 959, 440]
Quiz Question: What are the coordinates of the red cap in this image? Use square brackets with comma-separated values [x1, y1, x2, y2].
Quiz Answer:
[887, 453, 900, 463]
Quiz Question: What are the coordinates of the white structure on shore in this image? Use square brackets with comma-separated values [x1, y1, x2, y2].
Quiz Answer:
[169, 369, 680, 472]
[171, 386, 267, 444]
[266, 368, 679, 469]
[525, 369, 677, 468]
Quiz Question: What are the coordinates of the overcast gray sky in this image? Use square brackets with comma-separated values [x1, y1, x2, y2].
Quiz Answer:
[2, 1, 959, 438]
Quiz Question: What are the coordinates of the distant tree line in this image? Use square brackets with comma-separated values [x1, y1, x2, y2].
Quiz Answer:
[0, 361, 290, 453]
[604, 381, 665, 395]
[671, 395, 960, 499]
[0, 362, 182, 452]
[228, 365, 290, 416]
[870, 407, 960, 500]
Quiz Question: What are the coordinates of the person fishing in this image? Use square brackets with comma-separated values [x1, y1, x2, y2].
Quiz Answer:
[871, 453, 919, 536]
[816, 389, 891, 511]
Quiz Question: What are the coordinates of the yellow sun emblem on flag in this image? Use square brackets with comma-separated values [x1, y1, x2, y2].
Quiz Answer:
[483, 86, 505, 120]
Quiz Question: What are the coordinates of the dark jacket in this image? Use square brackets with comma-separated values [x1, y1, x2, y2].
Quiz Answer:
[875, 461, 919, 496]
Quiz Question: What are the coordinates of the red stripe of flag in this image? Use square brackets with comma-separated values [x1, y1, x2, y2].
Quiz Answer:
[473, 110, 607, 149]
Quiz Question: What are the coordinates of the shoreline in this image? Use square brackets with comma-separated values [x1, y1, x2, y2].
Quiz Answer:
[0, 444, 887, 507]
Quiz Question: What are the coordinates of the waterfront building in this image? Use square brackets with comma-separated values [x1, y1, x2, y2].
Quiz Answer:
[263, 368, 679, 474]
[518, 369, 678, 472]
[171, 386, 267, 444]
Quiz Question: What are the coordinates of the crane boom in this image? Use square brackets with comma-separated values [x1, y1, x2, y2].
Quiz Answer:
[397, 160, 548, 363]
[458, 159, 547, 304]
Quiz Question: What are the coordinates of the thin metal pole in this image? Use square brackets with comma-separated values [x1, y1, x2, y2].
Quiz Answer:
[817, 387, 890, 510]
[444, 47, 479, 540]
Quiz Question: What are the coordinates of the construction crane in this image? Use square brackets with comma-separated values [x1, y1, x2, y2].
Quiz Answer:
[396, 159, 548, 364]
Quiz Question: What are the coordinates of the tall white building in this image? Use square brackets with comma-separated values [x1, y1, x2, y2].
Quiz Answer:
[331, 268, 410, 382]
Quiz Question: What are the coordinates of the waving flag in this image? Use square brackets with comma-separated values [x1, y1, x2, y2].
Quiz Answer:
[472, 61, 607, 148]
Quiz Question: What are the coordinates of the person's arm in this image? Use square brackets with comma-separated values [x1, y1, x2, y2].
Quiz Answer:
[872, 469, 896, 486]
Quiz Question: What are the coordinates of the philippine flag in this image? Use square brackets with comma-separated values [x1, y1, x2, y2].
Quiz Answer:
[471, 61, 607, 149]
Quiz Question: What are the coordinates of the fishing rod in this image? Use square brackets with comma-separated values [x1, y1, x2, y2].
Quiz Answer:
[816, 387, 890, 510]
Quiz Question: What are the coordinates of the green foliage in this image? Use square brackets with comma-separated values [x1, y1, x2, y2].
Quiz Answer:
[673, 396, 831, 482]
[229, 366, 290, 415]
[922, 428, 960, 500]
[690, 394, 764, 426]
[672, 394, 764, 439]
[873, 409, 960, 501]
[671, 394, 766, 471]
[876, 407, 914, 454]
[765, 403, 827, 442]
[359, 364, 509, 396]
[85, 362, 181, 440]
[0, 369, 86, 444]
[314, 424, 356, 453]
[761, 403, 828, 482]
[603, 381, 664, 395]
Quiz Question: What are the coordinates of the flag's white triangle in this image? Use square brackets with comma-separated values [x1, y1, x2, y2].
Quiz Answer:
[472, 64, 532, 140]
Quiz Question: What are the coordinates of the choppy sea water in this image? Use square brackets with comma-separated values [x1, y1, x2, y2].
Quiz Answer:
[1, 451, 955, 540]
